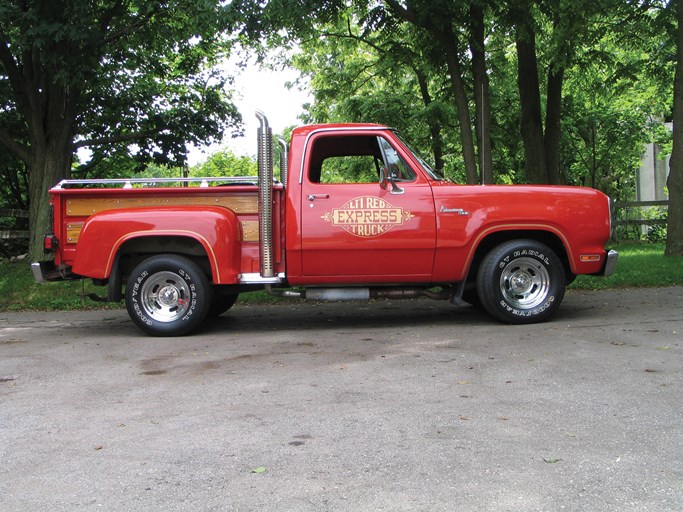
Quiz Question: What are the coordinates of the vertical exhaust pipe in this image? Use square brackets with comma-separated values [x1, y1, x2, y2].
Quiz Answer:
[256, 110, 274, 278]
[278, 137, 289, 187]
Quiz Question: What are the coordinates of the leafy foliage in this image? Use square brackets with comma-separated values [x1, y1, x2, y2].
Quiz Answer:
[0, 0, 242, 257]
[190, 149, 257, 178]
[275, 0, 676, 197]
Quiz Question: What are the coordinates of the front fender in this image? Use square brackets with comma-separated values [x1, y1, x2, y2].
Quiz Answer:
[72, 206, 241, 284]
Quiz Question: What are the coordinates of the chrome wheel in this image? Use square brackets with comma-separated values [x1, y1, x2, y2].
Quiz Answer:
[499, 256, 550, 310]
[140, 271, 192, 322]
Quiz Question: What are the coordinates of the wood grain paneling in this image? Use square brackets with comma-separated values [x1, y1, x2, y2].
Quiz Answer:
[66, 195, 258, 216]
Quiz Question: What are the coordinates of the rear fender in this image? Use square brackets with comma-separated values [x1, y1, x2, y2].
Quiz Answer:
[71, 206, 241, 284]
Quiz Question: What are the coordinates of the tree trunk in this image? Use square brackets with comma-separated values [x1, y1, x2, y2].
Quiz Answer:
[515, 8, 548, 184]
[383, 0, 477, 183]
[544, 8, 568, 186]
[545, 65, 564, 185]
[24, 79, 77, 260]
[27, 142, 73, 260]
[470, 2, 494, 185]
[438, 26, 479, 185]
[415, 67, 444, 171]
[667, 0, 683, 256]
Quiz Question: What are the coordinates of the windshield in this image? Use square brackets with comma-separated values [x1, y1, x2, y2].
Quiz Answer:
[393, 132, 446, 181]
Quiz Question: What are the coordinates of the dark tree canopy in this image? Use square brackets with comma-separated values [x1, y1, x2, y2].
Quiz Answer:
[0, 0, 240, 257]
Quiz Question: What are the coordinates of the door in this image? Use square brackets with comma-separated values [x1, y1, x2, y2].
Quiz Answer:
[300, 131, 436, 283]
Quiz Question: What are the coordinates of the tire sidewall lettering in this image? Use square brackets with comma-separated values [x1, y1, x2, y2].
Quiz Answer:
[511, 249, 550, 266]
[498, 295, 555, 317]
[181, 282, 197, 321]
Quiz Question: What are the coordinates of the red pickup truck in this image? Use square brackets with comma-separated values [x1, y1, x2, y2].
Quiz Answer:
[32, 112, 617, 336]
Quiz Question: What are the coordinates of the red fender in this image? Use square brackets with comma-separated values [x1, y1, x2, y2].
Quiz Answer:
[72, 206, 241, 284]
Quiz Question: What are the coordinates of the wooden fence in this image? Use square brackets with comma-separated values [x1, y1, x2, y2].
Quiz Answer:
[611, 200, 668, 241]
[0, 208, 29, 257]
[0, 208, 29, 241]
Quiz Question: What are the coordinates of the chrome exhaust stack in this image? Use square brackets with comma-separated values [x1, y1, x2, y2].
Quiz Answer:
[256, 110, 275, 278]
[278, 137, 289, 187]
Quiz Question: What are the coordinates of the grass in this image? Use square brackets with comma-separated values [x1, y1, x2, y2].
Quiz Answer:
[569, 243, 683, 290]
[0, 243, 681, 311]
[0, 261, 122, 312]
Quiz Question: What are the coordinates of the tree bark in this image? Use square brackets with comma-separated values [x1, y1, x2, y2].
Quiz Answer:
[544, 65, 564, 185]
[666, 0, 683, 256]
[26, 84, 77, 258]
[515, 4, 548, 184]
[28, 147, 73, 259]
[544, 8, 567, 186]
[438, 25, 479, 185]
[415, 68, 444, 171]
[469, 2, 494, 185]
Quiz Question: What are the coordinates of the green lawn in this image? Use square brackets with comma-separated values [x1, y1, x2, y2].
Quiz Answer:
[569, 243, 683, 290]
[0, 243, 681, 311]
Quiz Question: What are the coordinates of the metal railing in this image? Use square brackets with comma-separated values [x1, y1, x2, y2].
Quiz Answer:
[53, 176, 261, 189]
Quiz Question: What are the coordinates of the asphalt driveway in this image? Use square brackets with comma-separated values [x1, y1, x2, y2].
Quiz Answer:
[1, 287, 682, 511]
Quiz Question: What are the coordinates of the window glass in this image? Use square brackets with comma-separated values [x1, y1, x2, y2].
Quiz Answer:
[307, 133, 417, 184]
[378, 137, 416, 182]
[393, 132, 445, 180]
[320, 155, 379, 184]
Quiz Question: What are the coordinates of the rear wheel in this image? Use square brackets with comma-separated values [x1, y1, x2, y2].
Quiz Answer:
[477, 240, 565, 324]
[125, 254, 210, 336]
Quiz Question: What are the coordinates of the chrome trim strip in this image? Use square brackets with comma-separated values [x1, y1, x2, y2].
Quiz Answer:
[239, 272, 285, 285]
[53, 177, 261, 189]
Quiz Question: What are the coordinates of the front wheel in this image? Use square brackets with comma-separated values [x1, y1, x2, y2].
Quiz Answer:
[477, 240, 565, 324]
[125, 254, 210, 336]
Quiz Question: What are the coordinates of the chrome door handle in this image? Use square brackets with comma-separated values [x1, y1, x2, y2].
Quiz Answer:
[308, 194, 330, 201]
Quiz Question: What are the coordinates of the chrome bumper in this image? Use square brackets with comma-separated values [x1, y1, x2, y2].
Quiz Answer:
[31, 261, 72, 283]
[601, 250, 619, 277]
[31, 261, 50, 283]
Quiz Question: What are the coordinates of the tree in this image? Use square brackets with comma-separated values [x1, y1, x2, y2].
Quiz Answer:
[288, 7, 451, 173]
[0, 0, 240, 258]
[190, 149, 257, 178]
[513, 1, 549, 184]
[668, 0, 683, 256]
[469, 1, 493, 184]
[228, 0, 492, 183]
[499, 0, 610, 184]
[384, 0, 482, 184]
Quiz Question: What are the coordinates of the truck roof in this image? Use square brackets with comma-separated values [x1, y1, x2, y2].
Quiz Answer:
[291, 123, 391, 137]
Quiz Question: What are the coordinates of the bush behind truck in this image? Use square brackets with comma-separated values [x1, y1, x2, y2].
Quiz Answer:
[32, 112, 617, 336]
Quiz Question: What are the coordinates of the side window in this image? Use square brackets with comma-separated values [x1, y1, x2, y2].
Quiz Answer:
[308, 134, 383, 184]
[307, 133, 417, 184]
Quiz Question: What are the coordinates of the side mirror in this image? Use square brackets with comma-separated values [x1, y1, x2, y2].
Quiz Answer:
[379, 167, 404, 195]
